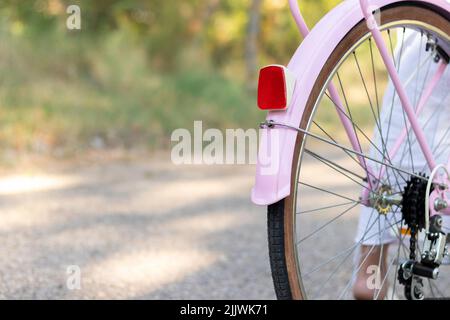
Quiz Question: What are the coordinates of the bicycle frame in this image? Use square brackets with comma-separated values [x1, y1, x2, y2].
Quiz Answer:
[359, 0, 450, 215]
[252, 0, 450, 215]
[359, 0, 450, 216]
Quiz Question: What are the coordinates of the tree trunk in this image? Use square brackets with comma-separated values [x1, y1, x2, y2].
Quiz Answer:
[193, 0, 220, 46]
[245, 0, 262, 86]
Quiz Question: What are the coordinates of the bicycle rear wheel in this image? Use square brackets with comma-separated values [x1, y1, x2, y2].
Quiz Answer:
[268, 3, 450, 300]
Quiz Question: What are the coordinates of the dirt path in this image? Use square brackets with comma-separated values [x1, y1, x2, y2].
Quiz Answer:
[0, 157, 274, 299]
[3, 151, 439, 300]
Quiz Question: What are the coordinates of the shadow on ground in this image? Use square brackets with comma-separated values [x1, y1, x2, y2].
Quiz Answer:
[0, 158, 275, 299]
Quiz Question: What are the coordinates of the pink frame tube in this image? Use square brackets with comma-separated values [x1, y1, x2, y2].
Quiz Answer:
[360, 61, 448, 204]
[380, 61, 447, 178]
[359, 0, 450, 213]
[360, 0, 437, 171]
[293, 0, 448, 206]
[289, 0, 375, 191]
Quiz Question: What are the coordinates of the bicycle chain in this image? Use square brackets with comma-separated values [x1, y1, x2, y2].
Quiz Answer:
[405, 223, 417, 300]
[399, 175, 428, 299]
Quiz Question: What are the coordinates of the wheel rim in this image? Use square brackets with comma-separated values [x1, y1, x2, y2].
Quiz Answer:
[288, 7, 450, 300]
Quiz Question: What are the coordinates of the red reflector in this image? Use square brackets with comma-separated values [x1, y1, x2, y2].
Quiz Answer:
[257, 65, 295, 111]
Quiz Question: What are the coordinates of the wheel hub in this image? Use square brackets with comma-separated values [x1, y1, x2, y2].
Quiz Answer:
[370, 185, 402, 215]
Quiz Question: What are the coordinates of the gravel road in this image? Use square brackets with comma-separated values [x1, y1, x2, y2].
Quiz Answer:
[3, 152, 444, 300]
[0, 155, 275, 299]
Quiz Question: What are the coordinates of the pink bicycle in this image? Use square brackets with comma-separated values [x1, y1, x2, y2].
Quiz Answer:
[253, 0, 450, 299]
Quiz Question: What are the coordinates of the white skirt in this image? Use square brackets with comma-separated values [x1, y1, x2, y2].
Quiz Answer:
[355, 29, 450, 245]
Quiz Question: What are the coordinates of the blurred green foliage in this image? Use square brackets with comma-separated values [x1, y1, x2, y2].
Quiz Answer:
[0, 0, 341, 157]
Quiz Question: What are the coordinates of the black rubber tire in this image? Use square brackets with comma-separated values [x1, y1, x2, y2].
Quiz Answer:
[267, 200, 292, 300]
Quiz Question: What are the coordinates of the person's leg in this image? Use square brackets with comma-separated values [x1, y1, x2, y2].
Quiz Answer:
[352, 30, 450, 299]
[352, 206, 397, 299]
[353, 245, 390, 300]
[352, 31, 428, 299]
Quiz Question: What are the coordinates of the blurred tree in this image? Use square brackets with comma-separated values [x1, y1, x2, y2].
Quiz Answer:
[245, 0, 262, 83]
[0, 0, 347, 153]
[0, 0, 343, 73]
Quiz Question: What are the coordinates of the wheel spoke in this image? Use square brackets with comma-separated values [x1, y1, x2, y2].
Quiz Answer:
[298, 181, 361, 203]
[336, 207, 406, 299]
[353, 47, 405, 194]
[323, 91, 407, 184]
[296, 202, 359, 245]
[304, 149, 369, 190]
[373, 249, 400, 300]
[285, 21, 450, 300]
[297, 201, 356, 215]
[312, 121, 385, 186]
[391, 219, 405, 300]
[303, 214, 401, 278]
[272, 121, 428, 181]
[322, 216, 400, 300]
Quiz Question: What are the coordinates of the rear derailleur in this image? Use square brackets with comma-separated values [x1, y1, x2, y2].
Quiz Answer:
[397, 175, 449, 300]
[398, 215, 448, 299]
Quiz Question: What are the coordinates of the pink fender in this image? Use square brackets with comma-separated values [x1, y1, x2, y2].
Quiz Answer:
[251, 0, 450, 206]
